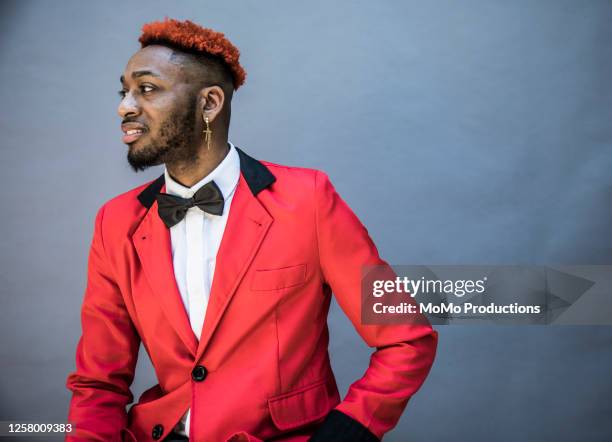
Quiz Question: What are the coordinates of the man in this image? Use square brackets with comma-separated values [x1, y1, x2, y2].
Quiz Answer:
[66, 18, 438, 442]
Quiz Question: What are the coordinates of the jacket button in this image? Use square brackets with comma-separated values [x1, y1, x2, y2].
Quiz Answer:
[191, 365, 208, 382]
[152, 424, 164, 440]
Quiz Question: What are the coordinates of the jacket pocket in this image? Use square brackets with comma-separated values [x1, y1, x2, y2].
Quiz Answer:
[251, 264, 307, 291]
[267, 379, 330, 431]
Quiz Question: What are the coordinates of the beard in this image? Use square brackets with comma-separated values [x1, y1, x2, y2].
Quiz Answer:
[126, 97, 199, 172]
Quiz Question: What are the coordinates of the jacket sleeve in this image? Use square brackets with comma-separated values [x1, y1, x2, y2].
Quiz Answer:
[310, 171, 438, 441]
[66, 204, 140, 441]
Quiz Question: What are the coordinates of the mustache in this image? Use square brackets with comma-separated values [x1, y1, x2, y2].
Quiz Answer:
[122, 118, 148, 127]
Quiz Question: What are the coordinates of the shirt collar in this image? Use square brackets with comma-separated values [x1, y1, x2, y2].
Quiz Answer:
[164, 141, 240, 200]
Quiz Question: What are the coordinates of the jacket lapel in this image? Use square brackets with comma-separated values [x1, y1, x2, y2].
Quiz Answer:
[134, 147, 276, 360]
[132, 179, 199, 356]
[196, 173, 273, 360]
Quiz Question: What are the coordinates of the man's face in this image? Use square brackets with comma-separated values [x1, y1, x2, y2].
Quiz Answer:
[118, 45, 200, 171]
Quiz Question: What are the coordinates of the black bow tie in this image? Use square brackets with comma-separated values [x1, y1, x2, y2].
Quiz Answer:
[155, 180, 225, 228]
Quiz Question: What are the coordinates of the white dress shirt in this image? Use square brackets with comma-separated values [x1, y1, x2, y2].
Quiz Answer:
[164, 142, 240, 437]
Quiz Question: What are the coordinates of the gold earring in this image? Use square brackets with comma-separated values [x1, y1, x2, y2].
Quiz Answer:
[203, 115, 212, 150]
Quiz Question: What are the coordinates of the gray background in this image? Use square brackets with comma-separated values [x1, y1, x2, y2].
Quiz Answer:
[1, 0, 611, 441]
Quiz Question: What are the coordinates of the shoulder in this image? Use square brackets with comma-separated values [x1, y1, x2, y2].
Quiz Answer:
[94, 177, 159, 234]
[259, 159, 332, 193]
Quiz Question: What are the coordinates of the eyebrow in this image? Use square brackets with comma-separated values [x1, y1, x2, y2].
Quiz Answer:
[120, 70, 161, 84]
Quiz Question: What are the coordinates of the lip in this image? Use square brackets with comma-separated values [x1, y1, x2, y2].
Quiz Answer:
[121, 123, 147, 144]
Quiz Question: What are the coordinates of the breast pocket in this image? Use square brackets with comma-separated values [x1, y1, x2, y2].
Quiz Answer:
[251, 264, 307, 292]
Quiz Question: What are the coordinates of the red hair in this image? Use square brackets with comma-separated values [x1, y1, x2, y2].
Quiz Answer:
[139, 18, 246, 90]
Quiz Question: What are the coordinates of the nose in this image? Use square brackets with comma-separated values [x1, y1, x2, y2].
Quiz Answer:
[117, 91, 141, 119]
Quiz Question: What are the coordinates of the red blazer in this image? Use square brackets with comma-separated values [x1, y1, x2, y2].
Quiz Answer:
[66, 148, 438, 442]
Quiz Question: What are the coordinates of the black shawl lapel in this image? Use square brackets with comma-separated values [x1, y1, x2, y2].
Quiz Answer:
[137, 146, 276, 209]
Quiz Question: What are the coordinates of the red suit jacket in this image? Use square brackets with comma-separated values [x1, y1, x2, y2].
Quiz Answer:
[66, 148, 438, 442]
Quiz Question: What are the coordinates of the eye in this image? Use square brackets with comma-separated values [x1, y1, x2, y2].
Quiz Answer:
[140, 84, 156, 94]
[117, 84, 156, 99]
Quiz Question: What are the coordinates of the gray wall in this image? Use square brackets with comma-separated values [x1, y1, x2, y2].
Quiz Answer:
[1, 1, 611, 441]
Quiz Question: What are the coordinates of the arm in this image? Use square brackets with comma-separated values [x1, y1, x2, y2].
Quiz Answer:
[310, 171, 438, 441]
[66, 205, 140, 441]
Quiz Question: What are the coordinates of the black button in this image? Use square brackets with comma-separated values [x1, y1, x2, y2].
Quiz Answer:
[191, 365, 208, 382]
[152, 424, 164, 440]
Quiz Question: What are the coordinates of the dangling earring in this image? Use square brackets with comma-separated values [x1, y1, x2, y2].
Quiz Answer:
[203, 115, 212, 150]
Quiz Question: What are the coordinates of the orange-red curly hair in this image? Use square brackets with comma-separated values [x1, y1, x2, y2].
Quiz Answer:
[139, 18, 246, 90]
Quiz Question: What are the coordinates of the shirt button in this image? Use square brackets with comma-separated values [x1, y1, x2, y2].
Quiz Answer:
[191, 365, 208, 382]
[152, 424, 164, 440]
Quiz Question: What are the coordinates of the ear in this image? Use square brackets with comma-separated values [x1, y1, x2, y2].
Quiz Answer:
[199, 86, 225, 124]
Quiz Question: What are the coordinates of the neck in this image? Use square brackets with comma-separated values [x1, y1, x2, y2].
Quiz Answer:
[165, 138, 230, 188]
